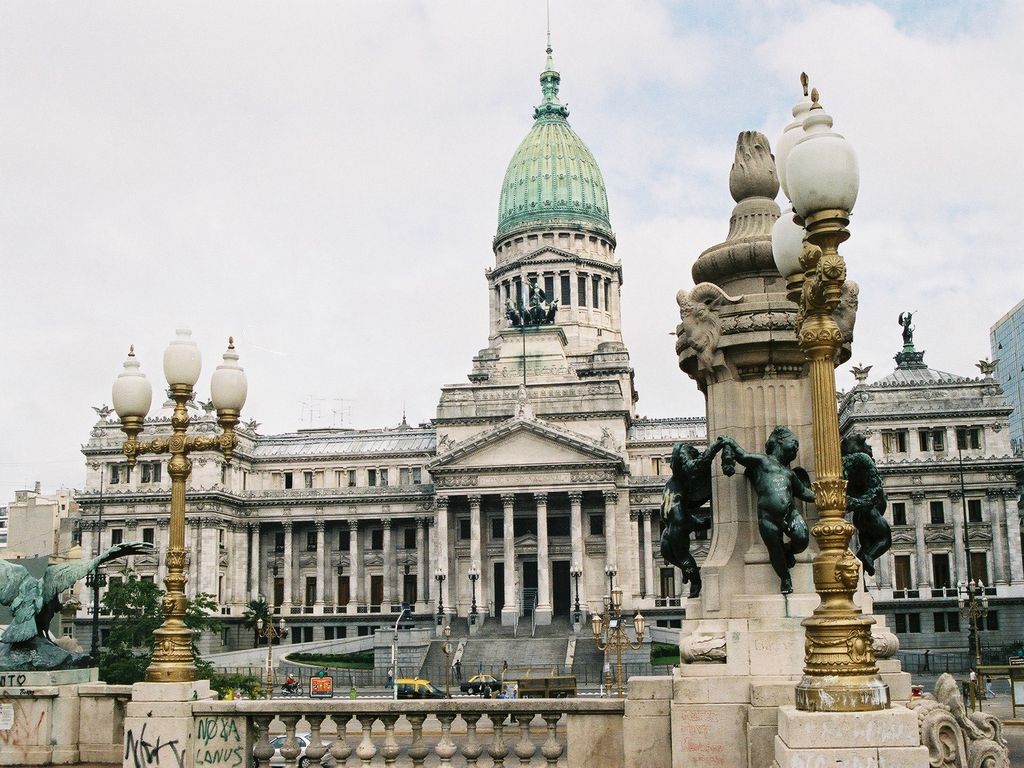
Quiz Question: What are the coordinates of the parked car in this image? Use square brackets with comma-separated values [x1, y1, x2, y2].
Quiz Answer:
[253, 732, 334, 768]
[396, 677, 446, 699]
[460, 673, 499, 696]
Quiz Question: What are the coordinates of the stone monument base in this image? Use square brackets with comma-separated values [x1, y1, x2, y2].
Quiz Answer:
[773, 705, 928, 768]
[123, 680, 216, 768]
[0, 668, 99, 766]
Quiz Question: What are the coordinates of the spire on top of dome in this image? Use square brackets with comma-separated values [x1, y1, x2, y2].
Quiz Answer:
[534, 36, 569, 121]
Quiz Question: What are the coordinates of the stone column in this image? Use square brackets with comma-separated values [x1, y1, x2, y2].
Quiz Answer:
[951, 491, 967, 584]
[912, 491, 928, 587]
[436, 496, 451, 615]
[569, 490, 585, 606]
[1004, 490, 1023, 585]
[249, 522, 260, 601]
[643, 510, 656, 599]
[282, 519, 293, 609]
[157, 519, 169, 592]
[187, 518, 199, 597]
[535, 492, 552, 624]
[348, 519, 360, 611]
[501, 493, 517, 625]
[603, 490, 619, 575]
[315, 519, 326, 610]
[382, 518, 394, 608]
[876, 547, 892, 589]
[988, 489, 1008, 585]
[200, 519, 220, 597]
[415, 517, 427, 608]
[468, 495, 482, 575]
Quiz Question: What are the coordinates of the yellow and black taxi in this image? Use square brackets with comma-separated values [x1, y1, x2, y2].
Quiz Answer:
[395, 678, 446, 699]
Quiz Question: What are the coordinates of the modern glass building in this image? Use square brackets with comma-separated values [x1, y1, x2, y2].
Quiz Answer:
[991, 298, 1024, 455]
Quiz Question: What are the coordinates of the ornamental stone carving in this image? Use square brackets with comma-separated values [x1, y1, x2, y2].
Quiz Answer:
[680, 631, 727, 663]
[910, 673, 1008, 768]
[675, 283, 742, 377]
[569, 470, 615, 483]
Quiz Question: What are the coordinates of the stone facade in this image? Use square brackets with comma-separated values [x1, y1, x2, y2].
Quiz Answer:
[839, 337, 1024, 654]
[73, 48, 707, 652]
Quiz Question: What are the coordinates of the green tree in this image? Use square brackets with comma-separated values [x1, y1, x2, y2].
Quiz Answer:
[98, 571, 224, 684]
[241, 597, 271, 647]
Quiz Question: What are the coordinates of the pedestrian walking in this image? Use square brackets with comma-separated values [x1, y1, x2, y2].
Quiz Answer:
[454, 659, 463, 682]
[985, 675, 995, 698]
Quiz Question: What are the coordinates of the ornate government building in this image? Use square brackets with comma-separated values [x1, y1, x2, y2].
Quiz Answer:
[75, 48, 706, 650]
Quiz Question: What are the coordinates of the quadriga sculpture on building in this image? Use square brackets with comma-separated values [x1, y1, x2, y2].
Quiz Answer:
[0, 541, 151, 670]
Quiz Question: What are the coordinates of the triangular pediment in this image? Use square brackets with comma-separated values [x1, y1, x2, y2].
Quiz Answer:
[428, 417, 623, 473]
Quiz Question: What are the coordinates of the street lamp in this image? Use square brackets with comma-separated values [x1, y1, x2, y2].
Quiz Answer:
[392, 603, 409, 701]
[468, 563, 480, 621]
[959, 578, 990, 671]
[435, 567, 446, 623]
[85, 567, 107, 661]
[255, 616, 287, 696]
[591, 584, 645, 697]
[772, 77, 887, 712]
[111, 330, 247, 683]
[441, 622, 453, 698]
[570, 564, 583, 621]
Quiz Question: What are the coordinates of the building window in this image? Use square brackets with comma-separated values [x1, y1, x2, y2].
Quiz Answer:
[412, 468, 422, 484]
[970, 551, 988, 584]
[545, 273, 555, 301]
[305, 577, 316, 606]
[652, 457, 662, 475]
[660, 567, 676, 598]
[371, 529, 383, 550]
[891, 502, 907, 526]
[591, 275, 600, 308]
[141, 462, 162, 483]
[589, 513, 605, 536]
[338, 529, 350, 550]
[932, 553, 951, 588]
[458, 519, 471, 540]
[956, 427, 981, 450]
[399, 468, 411, 485]
[561, 273, 571, 305]
[893, 555, 912, 590]
[404, 527, 416, 549]
[548, 515, 570, 537]
[578, 274, 587, 306]
[368, 469, 377, 487]
[930, 501, 945, 524]
[306, 531, 317, 551]
[284, 472, 293, 490]
[603, 279, 610, 310]
[967, 499, 983, 523]
[491, 518, 503, 539]
[274, 532, 285, 553]
[141, 575, 154, 584]
[985, 611, 1000, 631]
[894, 613, 921, 634]
[109, 464, 129, 484]
[934, 611, 961, 633]
[514, 276, 522, 305]
[142, 527, 155, 545]
[513, 517, 538, 537]
[882, 430, 909, 454]
[918, 429, 946, 452]
[110, 528, 124, 546]
[378, 469, 388, 487]
[347, 469, 357, 487]
[304, 471, 313, 489]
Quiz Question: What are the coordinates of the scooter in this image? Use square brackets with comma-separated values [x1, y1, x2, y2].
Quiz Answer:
[281, 680, 302, 697]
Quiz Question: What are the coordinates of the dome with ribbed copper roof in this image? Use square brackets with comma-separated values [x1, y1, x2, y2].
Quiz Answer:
[496, 48, 612, 239]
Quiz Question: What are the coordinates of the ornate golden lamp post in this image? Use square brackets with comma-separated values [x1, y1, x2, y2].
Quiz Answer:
[772, 79, 888, 712]
[256, 616, 288, 696]
[590, 586, 645, 697]
[958, 579, 989, 668]
[111, 329, 247, 683]
[441, 622, 453, 698]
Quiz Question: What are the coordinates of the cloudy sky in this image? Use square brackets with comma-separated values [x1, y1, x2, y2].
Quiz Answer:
[1, 1, 1020, 501]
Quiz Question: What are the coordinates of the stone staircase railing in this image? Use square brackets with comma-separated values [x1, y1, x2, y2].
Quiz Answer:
[194, 698, 625, 767]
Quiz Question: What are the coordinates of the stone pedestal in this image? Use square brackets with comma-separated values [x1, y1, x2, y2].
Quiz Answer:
[123, 680, 216, 768]
[0, 668, 98, 766]
[773, 705, 928, 768]
[534, 605, 553, 626]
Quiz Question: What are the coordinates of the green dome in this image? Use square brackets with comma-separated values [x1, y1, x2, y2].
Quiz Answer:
[496, 50, 612, 238]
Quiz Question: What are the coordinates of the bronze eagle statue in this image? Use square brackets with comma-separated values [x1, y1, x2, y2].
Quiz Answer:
[0, 541, 152, 669]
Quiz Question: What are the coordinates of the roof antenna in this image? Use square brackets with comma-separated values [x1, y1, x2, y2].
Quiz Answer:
[545, 0, 554, 67]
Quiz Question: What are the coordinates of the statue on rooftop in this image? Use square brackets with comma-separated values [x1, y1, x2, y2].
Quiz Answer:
[717, 428, 814, 594]
[841, 433, 891, 577]
[0, 541, 152, 670]
[660, 441, 726, 597]
[898, 311, 914, 345]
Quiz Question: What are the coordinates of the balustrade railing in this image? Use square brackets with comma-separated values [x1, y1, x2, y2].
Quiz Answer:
[194, 697, 624, 767]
